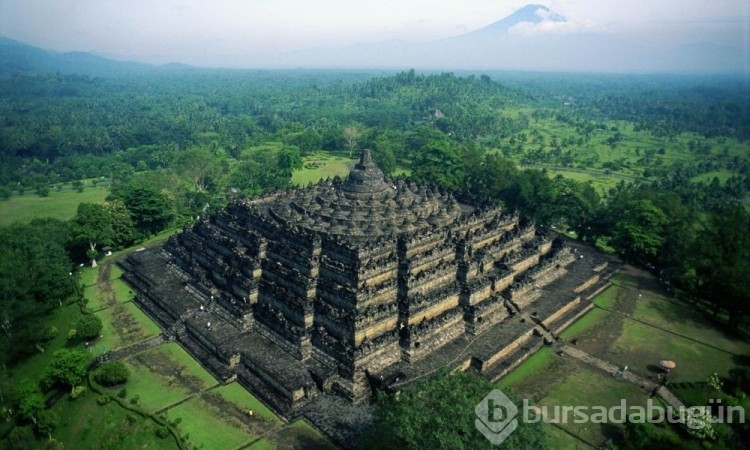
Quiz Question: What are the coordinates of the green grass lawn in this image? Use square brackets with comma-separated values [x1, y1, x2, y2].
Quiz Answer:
[51, 391, 178, 450]
[163, 395, 259, 450]
[0, 185, 109, 226]
[601, 272, 750, 382]
[559, 308, 611, 340]
[592, 285, 618, 309]
[497, 265, 750, 448]
[110, 264, 124, 280]
[211, 382, 281, 424]
[538, 366, 652, 445]
[91, 302, 161, 353]
[628, 295, 750, 358]
[113, 278, 136, 302]
[120, 343, 219, 413]
[497, 347, 557, 390]
[611, 319, 746, 383]
[85, 276, 136, 311]
[119, 362, 194, 414]
[79, 266, 99, 287]
[247, 437, 275, 450]
[546, 169, 624, 194]
[292, 154, 356, 186]
[543, 422, 595, 449]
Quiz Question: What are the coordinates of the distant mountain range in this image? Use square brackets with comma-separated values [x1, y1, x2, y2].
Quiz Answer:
[0, 37, 195, 77]
[1, 4, 747, 75]
[274, 4, 746, 73]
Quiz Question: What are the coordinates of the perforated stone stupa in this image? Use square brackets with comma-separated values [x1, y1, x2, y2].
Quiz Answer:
[120, 150, 617, 444]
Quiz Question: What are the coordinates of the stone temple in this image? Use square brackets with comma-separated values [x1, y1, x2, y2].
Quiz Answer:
[121, 150, 617, 443]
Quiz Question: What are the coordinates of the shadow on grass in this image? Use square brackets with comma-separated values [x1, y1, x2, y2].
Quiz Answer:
[732, 354, 750, 367]
[646, 364, 669, 374]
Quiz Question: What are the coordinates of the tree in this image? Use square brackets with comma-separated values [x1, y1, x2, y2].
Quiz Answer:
[0, 219, 75, 365]
[41, 349, 91, 391]
[95, 361, 130, 386]
[14, 380, 45, 424]
[174, 147, 221, 193]
[121, 185, 176, 236]
[35, 410, 59, 437]
[464, 152, 518, 199]
[610, 199, 668, 265]
[278, 145, 302, 173]
[618, 420, 676, 449]
[370, 132, 398, 175]
[75, 314, 102, 341]
[230, 144, 296, 196]
[503, 169, 556, 225]
[343, 124, 362, 158]
[103, 199, 135, 248]
[284, 129, 321, 155]
[549, 176, 600, 238]
[69, 203, 116, 267]
[692, 204, 750, 327]
[362, 371, 546, 450]
[39, 438, 65, 450]
[411, 139, 465, 190]
[3, 425, 35, 450]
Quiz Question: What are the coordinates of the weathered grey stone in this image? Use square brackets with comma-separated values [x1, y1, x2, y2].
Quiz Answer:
[120, 150, 619, 448]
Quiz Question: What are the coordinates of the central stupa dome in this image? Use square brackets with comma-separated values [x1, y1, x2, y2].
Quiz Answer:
[267, 150, 464, 237]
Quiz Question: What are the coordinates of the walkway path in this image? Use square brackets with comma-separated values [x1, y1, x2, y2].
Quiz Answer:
[94, 334, 167, 368]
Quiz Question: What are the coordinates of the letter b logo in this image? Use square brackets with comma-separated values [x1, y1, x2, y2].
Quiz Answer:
[475, 389, 519, 445]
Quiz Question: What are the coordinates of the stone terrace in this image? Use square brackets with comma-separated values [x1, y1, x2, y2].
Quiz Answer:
[120, 150, 620, 448]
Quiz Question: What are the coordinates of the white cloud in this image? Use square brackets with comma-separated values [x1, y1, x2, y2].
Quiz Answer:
[508, 16, 599, 37]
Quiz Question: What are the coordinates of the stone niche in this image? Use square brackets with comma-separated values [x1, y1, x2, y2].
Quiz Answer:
[121, 149, 614, 445]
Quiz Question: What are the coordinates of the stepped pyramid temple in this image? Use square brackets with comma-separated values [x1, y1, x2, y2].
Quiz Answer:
[121, 150, 617, 442]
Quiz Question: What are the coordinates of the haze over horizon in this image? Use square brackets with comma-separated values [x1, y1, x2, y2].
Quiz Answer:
[1, 0, 749, 72]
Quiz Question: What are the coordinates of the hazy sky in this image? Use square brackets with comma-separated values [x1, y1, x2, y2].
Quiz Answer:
[1, 0, 748, 67]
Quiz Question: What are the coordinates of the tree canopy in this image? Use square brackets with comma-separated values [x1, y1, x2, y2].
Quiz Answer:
[362, 371, 546, 450]
[0, 219, 74, 364]
[41, 349, 91, 390]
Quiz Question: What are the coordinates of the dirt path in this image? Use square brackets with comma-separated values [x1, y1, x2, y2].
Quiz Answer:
[96, 262, 120, 310]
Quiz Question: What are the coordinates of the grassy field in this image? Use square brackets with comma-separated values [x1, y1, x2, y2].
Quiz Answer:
[539, 367, 653, 445]
[121, 343, 219, 413]
[600, 273, 750, 382]
[292, 153, 356, 186]
[497, 347, 557, 390]
[92, 302, 161, 353]
[497, 267, 750, 448]
[499, 112, 749, 192]
[546, 169, 623, 194]
[211, 382, 281, 424]
[52, 391, 178, 450]
[164, 394, 261, 449]
[691, 170, 738, 184]
[558, 309, 609, 340]
[82, 266, 136, 311]
[0, 185, 109, 226]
